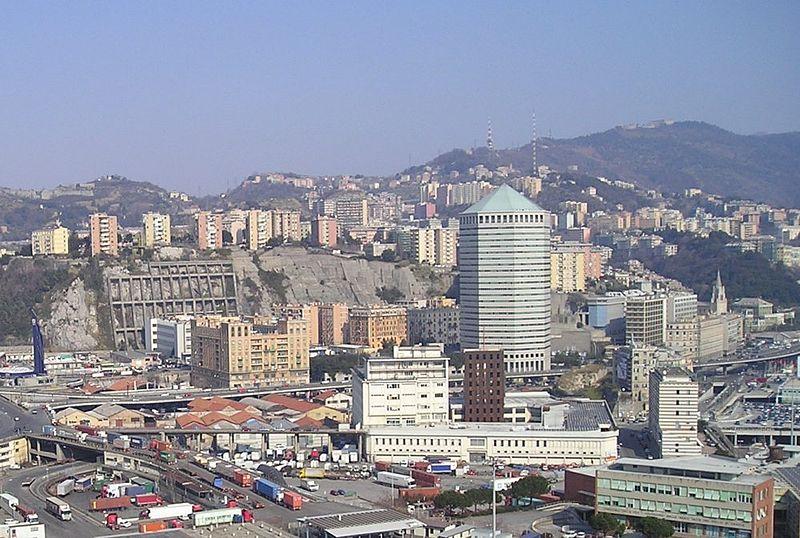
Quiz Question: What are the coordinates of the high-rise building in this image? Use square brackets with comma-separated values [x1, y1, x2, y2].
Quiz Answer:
[626, 295, 667, 346]
[190, 315, 309, 388]
[196, 211, 223, 250]
[144, 316, 193, 361]
[347, 305, 407, 351]
[311, 216, 338, 248]
[550, 243, 586, 292]
[649, 367, 701, 458]
[141, 212, 171, 247]
[666, 291, 698, 323]
[352, 344, 449, 428]
[462, 348, 505, 422]
[278, 304, 320, 347]
[318, 303, 349, 346]
[271, 209, 301, 242]
[31, 225, 70, 256]
[459, 185, 551, 372]
[89, 213, 119, 257]
[333, 195, 368, 231]
[246, 209, 273, 250]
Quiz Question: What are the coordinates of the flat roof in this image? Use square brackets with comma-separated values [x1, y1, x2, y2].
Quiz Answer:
[297, 509, 424, 538]
[610, 456, 766, 484]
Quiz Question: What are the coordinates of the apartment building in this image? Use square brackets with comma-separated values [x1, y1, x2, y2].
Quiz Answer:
[311, 216, 338, 248]
[333, 195, 368, 231]
[144, 316, 193, 361]
[319, 303, 349, 346]
[551, 243, 587, 292]
[271, 209, 301, 242]
[196, 211, 223, 250]
[352, 344, 449, 428]
[595, 457, 773, 538]
[190, 315, 310, 388]
[31, 225, 70, 255]
[347, 306, 407, 351]
[406, 304, 459, 346]
[649, 368, 701, 458]
[666, 291, 699, 323]
[246, 209, 273, 250]
[89, 213, 119, 257]
[141, 212, 171, 247]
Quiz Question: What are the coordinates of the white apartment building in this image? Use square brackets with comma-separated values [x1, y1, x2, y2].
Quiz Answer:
[247, 209, 273, 250]
[459, 185, 551, 372]
[144, 316, 193, 361]
[351, 344, 449, 428]
[626, 294, 667, 346]
[141, 212, 171, 247]
[649, 368, 701, 458]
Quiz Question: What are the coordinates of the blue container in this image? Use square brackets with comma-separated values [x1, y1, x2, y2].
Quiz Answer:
[125, 485, 146, 497]
[42, 425, 56, 436]
[253, 478, 282, 501]
[213, 477, 224, 489]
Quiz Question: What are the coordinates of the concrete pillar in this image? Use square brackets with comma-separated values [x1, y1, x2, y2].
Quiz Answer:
[55, 443, 65, 462]
[229, 433, 235, 451]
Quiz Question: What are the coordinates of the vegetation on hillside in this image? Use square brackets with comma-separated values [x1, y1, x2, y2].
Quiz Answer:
[637, 231, 800, 306]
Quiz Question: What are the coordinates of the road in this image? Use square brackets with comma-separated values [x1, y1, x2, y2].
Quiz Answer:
[0, 462, 100, 538]
[0, 395, 49, 438]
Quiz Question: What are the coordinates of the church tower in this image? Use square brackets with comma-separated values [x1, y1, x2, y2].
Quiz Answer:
[711, 270, 728, 314]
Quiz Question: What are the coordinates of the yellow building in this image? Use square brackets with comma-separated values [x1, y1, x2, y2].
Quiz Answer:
[347, 305, 407, 351]
[142, 212, 171, 247]
[31, 225, 70, 255]
[191, 315, 310, 389]
[550, 244, 586, 292]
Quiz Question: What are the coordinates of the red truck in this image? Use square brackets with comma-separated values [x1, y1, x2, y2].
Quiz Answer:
[149, 439, 172, 452]
[283, 491, 303, 511]
[91, 496, 132, 511]
[132, 494, 162, 507]
[233, 470, 253, 488]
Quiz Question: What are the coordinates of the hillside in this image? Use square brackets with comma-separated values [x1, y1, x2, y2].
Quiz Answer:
[410, 121, 800, 206]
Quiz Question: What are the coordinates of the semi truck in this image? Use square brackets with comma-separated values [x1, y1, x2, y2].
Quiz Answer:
[283, 491, 303, 511]
[376, 472, 416, 488]
[0, 493, 18, 512]
[140, 502, 197, 520]
[253, 478, 283, 503]
[45, 496, 72, 521]
[191, 507, 254, 528]
[56, 479, 75, 497]
[132, 494, 162, 507]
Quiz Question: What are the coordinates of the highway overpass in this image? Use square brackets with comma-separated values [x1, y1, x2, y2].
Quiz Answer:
[694, 343, 800, 370]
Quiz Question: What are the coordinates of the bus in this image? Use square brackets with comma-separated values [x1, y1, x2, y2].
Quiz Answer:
[45, 497, 72, 521]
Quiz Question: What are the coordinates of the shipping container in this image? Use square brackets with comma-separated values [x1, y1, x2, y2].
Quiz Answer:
[190, 507, 252, 527]
[133, 494, 162, 507]
[213, 477, 224, 489]
[74, 476, 93, 492]
[56, 479, 75, 496]
[253, 478, 283, 503]
[376, 472, 416, 488]
[299, 467, 325, 479]
[125, 486, 146, 497]
[138, 520, 168, 533]
[283, 491, 302, 510]
[411, 469, 441, 488]
[374, 461, 392, 472]
[233, 470, 252, 487]
[159, 451, 176, 463]
[90, 496, 132, 511]
[149, 439, 172, 452]
[131, 477, 157, 493]
[41, 425, 56, 436]
[140, 502, 195, 520]
[398, 487, 441, 501]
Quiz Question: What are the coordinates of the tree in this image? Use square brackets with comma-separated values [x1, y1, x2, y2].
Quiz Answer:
[637, 517, 674, 538]
[380, 249, 397, 262]
[463, 488, 493, 512]
[509, 475, 550, 499]
[433, 490, 468, 512]
[590, 512, 626, 537]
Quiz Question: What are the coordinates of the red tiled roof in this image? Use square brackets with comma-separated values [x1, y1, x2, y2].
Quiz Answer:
[262, 394, 320, 413]
[81, 383, 103, 395]
[188, 396, 249, 413]
[312, 389, 337, 403]
[106, 377, 145, 392]
[176, 414, 204, 428]
[293, 416, 324, 429]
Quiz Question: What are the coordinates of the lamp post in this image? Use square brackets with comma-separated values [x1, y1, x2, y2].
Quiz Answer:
[492, 459, 497, 537]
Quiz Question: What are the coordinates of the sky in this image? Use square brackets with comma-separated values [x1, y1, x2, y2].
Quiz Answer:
[1, 2, 798, 194]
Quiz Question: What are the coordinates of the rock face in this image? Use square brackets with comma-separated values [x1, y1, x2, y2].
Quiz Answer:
[42, 277, 102, 351]
[232, 247, 454, 312]
[557, 364, 610, 393]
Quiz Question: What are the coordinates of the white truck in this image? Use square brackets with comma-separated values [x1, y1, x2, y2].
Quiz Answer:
[376, 471, 416, 489]
[0, 493, 18, 512]
[141, 502, 195, 521]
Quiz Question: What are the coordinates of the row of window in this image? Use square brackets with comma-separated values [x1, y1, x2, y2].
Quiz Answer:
[597, 495, 753, 522]
[599, 479, 752, 503]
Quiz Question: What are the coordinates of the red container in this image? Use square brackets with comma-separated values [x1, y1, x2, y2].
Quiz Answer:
[138, 520, 167, 533]
[374, 461, 391, 472]
[233, 470, 253, 487]
[149, 439, 172, 452]
[91, 496, 132, 511]
[283, 491, 303, 511]
[412, 462, 430, 471]
[411, 469, 441, 488]
[399, 487, 440, 501]
[133, 494, 162, 507]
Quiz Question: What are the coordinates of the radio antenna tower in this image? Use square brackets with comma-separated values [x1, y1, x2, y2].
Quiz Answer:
[532, 110, 538, 176]
[486, 118, 494, 152]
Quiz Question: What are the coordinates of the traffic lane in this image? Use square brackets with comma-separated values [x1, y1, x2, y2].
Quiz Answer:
[0, 463, 101, 538]
[0, 396, 49, 437]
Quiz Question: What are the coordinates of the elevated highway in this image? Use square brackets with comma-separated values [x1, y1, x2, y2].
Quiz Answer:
[694, 343, 800, 370]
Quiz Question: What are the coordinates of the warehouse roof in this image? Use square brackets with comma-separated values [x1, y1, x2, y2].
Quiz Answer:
[297, 509, 424, 538]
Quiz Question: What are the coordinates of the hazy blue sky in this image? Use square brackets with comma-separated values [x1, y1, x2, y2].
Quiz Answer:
[1, 2, 798, 193]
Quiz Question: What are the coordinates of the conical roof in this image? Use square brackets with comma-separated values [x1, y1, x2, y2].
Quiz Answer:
[461, 184, 545, 214]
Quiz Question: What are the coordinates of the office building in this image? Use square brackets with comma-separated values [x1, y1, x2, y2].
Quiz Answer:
[190, 315, 310, 388]
[196, 211, 223, 250]
[352, 344, 449, 428]
[365, 399, 618, 465]
[587, 294, 627, 342]
[626, 295, 667, 346]
[311, 216, 338, 248]
[649, 368, 701, 458]
[347, 305, 407, 351]
[462, 348, 505, 422]
[459, 185, 551, 372]
[594, 457, 774, 538]
[144, 316, 193, 361]
[89, 213, 119, 257]
[31, 225, 70, 256]
[667, 291, 698, 323]
[406, 304, 459, 346]
[141, 212, 171, 247]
